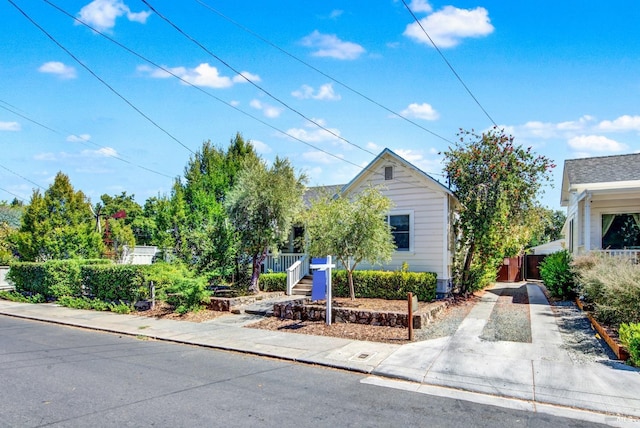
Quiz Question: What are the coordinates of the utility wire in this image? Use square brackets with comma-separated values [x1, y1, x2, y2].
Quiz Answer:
[0, 163, 45, 191]
[0, 100, 174, 179]
[8, 0, 195, 156]
[193, 0, 453, 145]
[401, 0, 498, 127]
[141, 0, 382, 158]
[41, 1, 445, 187]
[43, 1, 363, 170]
[0, 186, 27, 202]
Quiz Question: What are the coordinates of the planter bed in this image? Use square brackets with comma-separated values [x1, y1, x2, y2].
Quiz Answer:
[575, 298, 630, 361]
[272, 298, 449, 329]
[207, 291, 285, 312]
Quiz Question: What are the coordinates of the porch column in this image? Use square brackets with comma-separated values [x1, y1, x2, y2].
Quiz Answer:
[584, 193, 591, 251]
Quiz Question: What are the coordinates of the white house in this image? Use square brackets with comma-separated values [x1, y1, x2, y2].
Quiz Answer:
[561, 153, 640, 259]
[264, 148, 459, 296]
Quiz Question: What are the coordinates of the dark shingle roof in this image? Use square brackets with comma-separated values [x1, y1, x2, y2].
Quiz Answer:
[303, 184, 344, 206]
[565, 153, 640, 185]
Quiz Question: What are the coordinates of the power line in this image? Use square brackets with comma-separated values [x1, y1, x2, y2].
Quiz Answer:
[41, 0, 445, 187]
[42, 1, 364, 170]
[193, 0, 454, 145]
[0, 100, 174, 180]
[0, 163, 45, 191]
[401, 0, 498, 128]
[141, 0, 383, 158]
[0, 186, 27, 203]
[8, 0, 195, 156]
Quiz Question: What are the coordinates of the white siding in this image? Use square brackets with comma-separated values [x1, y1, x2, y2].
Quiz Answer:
[344, 155, 450, 280]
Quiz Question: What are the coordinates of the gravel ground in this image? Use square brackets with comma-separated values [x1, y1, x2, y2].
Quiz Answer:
[480, 284, 532, 343]
[414, 295, 479, 341]
[550, 301, 617, 363]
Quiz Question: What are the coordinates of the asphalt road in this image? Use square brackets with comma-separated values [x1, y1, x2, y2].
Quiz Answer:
[0, 315, 607, 428]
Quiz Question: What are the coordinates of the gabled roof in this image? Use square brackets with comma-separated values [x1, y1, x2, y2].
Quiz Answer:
[303, 184, 344, 206]
[341, 147, 455, 197]
[561, 153, 640, 205]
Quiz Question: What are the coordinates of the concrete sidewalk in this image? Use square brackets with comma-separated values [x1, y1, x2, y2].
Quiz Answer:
[1, 282, 639, 425]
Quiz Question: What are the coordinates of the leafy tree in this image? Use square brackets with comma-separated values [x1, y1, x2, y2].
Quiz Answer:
[527, 208, 566, 248]
[168, 134, 258, 274]
[303, 187, 396, 300]
[226, 156, 307, 293]
[442, 128, 554, 293]
[99, 192, 154, 245]
[14, 172, 103, 261]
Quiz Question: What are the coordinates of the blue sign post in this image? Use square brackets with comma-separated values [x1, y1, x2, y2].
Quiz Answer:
[310, 256, 335, 325]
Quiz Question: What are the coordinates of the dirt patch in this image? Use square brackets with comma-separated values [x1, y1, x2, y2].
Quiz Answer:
[137, 302, 228, 323]
[250, 295, 478, 344]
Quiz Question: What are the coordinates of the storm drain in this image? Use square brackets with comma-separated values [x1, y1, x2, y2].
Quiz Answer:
[350, 352, 377, 362]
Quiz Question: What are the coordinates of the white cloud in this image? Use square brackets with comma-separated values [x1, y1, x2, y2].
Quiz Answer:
[301, 30, 365, 60]
[404, 6, 494, 48]
[250, 99, 282, 118]
[567, 135, 627, 153]
[329, 10, 344, 19]
[34, 152, 57, 161]
[408, 0, 433, 13]
[366, 142, 381, 151]
[233, 71, 261, 83]
[250, 139, 271, 154]
[286, 120, 343, 144]
[76, 0, 151, 31]
[38, 61, 77, 79]
[0, 121, 20, 131]
[67, 134, 91, 142]
[95, 147, 118, 157]
[292, 83, 341, 101]
[598, 115, 640, 132]
[140, 63, 257, 89]
[393, 148, 443, 175]
[399, 102, 439, 120]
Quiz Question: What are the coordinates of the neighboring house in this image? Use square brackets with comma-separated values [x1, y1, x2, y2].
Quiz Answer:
[528, 239, 565, 255]
[264, 148, 459, 296]
[560, 153, 640, 258]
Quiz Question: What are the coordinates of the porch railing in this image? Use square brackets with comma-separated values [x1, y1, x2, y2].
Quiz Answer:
[262, 253, 306, 273]
[286, 255, 309, 296]
[592, 249, 640, 264]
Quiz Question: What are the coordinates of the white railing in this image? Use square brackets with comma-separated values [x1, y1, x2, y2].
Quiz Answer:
[262, 253, 306, 273]
[286, 256, 309, 296]
[593, 249, 640, 263]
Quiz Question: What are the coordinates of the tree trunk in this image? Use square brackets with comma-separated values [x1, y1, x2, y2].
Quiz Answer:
[249, 256, 261, 294]
[347, 269, 355, 300]
[461, 241, 475, 294]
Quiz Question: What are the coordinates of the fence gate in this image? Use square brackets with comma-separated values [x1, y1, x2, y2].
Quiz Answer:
[524, 255, 547, 281]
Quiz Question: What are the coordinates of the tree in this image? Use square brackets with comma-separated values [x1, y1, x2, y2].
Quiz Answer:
[442, 128, 554, 293]
[99, 192, 153, 245]
[14, 172, 103, 261]
[0, 202, 22, 264]
[168, 134, 258, 275]
[303, 187, 396, 300]
[226, 156, 307, 293]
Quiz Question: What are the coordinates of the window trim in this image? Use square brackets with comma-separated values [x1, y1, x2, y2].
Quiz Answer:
[384, 166, 393, 181]
[387, 210, 414, 253]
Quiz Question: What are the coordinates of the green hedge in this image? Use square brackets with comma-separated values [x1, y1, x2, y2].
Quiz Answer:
[619, 323, 640, 367]
[8, 259, 110, 298]
[332, 270, 437, 301]
[81, 264, 148, 302]
[259, 273, 287, 292]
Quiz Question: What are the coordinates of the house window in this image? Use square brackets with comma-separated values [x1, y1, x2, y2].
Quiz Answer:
[602, 213, 640, 249]
[384, 166, 393, 180]
[388, 214, 410, 251]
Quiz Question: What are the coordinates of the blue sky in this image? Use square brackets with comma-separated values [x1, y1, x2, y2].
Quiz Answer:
[1, 0, 639, 211]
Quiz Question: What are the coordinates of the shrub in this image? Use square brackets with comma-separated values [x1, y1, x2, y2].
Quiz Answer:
[619, 323, 640, 367]
[166, 277, 209, 314]
[0, 290, 44, 303]
[539, 250, 576, 299]
[332, 270, 437, 301]
[574, 254, 640, 326]
[259, 273, 286, 292]
[81, 264, 147, 302]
